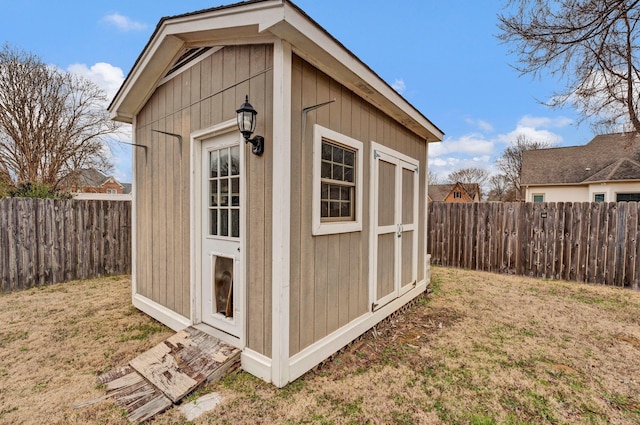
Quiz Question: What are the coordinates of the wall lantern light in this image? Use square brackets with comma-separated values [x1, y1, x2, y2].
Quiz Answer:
[236, 95, 264, 156]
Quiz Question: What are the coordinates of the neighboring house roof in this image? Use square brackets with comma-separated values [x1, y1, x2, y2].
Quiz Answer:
[108, 0, 444, 142]
[521, 133, 640, 186]
[462, 183, 481, 200]
[62, 168, 124, 191]
[428, 184, 455, 202]
[121, 183, 133, 194]
[76, 169, 119, 188]
[428, 182, 479, 202]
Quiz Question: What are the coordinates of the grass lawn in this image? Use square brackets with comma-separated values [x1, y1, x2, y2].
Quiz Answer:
[1, 267, 640, 424]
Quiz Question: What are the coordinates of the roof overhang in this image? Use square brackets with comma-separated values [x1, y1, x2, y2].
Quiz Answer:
[108, 0, 444, 142]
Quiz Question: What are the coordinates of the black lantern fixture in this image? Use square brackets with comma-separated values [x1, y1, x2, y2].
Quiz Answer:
[236, 95, 264, 156]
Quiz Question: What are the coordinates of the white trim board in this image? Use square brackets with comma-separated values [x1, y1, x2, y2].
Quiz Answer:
[241, 348, 272, 384]
[133, 293, 191, 332]
[288, 280, 428, 382]
[270, 39, 293, 388]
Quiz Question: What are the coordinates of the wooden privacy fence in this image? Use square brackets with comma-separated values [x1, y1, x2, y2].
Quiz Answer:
[0, 198, 131, 292]
[428, 201, 640, 289]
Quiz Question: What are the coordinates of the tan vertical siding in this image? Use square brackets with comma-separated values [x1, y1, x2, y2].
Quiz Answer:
[134, 45, 273, 357]
[288, 55, 427, 356]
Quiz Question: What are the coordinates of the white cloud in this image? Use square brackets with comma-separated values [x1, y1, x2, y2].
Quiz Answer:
[429, 133, 495, 158]
[391, 78, 406, 94]
[495, 116, 570, 146]
[517, 115, 573, 129]
[465, 117, 494, 132]
[67, 62, 125, 101]
[428, 113, 572, 183]
[103, 13, 147, 32]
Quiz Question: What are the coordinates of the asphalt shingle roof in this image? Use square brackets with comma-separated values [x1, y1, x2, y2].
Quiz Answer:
[521, 133, 640, 185]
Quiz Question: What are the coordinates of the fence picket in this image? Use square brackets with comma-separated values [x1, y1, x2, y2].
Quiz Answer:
[428, 201, 640, 289]
[0, 198, 131, 292]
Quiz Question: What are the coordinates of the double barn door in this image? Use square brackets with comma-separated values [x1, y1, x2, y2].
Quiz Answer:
[371, 145, 419, 310]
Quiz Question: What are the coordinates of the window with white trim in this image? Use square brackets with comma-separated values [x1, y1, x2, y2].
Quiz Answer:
[320, 140, 356, 221]
[106, 189, 117, 194]
[532, 194, 544, 203]
[594, 193, 605, 203]
[313, 124, 363, 235]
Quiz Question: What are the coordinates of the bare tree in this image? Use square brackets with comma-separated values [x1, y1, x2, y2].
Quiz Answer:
[496, 134, 553, 200]
[0, 44, 119, 189]
[498, 1, 640, 133]
[487, 174, 517, 201]
[446, 167, 490, 199]
[428, 169, 441, 185]
[446, 167, 490, 186]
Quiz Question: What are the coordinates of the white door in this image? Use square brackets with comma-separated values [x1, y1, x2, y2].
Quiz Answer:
[201, 132, 244, 340]
[371, 146, 419, 310]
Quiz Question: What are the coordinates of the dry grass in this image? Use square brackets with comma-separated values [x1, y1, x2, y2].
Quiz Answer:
[2, 268, 640, 424]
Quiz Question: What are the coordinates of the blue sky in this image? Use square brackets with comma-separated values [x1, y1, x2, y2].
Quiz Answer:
[0, 0, 594, 184]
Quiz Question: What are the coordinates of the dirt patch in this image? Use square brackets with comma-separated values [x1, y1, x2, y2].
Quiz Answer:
[615, 334, 640, 349]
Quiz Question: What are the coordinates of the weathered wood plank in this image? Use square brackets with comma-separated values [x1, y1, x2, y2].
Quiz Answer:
[129, 327, 239, 403]
[0, 199, 130, 292]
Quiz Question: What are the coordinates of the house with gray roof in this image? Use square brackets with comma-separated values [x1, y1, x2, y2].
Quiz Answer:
[521, 133, 640, 203]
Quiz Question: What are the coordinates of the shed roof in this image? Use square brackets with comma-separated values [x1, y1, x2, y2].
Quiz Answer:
[521, 133, 640, 186]
[108, 0, 444, 142]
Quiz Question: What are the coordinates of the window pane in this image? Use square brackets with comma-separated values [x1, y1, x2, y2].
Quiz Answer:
[340, 201, 351, 217]
[321, 162, 331, 179]
[220, 209, 229, 236]
[344, 150, 354, 166]
[321, 201, 329, 217]
[344, 166, 353, 183]
[210, 151, 219, 178]
[230, 146, 240, 176]
[332, 164, 343, 181]
[210, 209, 217, 236]
[340, 186, 351, 201]
[231, 209, 240, 238]
[231, 177, 240, 206]
[333, 145, 343, 163]
[220, 179, 229, 206]
[329, 202, 340, 217]
[594, 193, 605, 203]
[220, 148, 229, 177]
[322, 142, 332, 160]
[321, 183, 329, 200]
[330, 185, 341, 200]
[210, 180, 218, 206]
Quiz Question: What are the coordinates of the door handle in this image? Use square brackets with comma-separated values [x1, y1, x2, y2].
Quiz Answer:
[397, 224, 403, 238]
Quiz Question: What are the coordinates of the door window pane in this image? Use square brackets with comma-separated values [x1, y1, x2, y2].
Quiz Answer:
[231, 209, 240, 238]
[207, 145, 241, 239]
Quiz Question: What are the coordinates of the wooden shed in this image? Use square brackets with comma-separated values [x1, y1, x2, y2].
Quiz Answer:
[108, 0, 444, 387]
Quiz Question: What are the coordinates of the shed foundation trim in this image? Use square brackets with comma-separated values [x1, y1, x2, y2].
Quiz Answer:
[288, 280, 428, 382]
[241, 348, 272, 383]
[133, 294, 191, 332]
